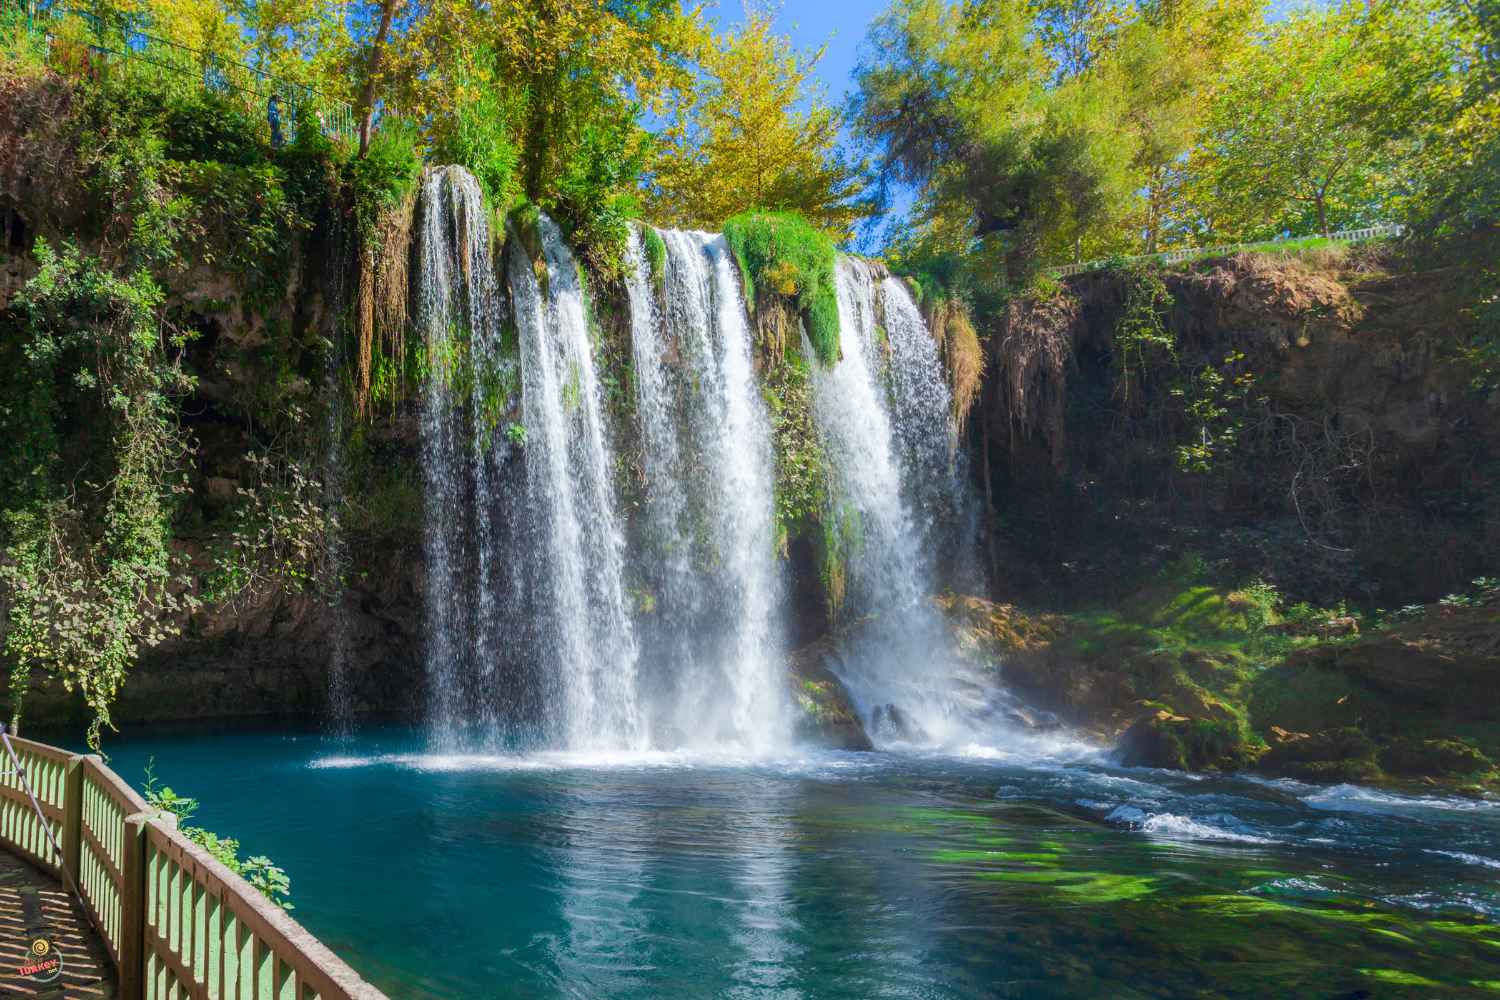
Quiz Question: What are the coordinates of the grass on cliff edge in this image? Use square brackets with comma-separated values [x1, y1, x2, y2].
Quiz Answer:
[723, 211, 840, 366]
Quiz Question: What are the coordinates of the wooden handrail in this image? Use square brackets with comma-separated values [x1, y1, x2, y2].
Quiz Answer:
[0, 732, 387, 1000]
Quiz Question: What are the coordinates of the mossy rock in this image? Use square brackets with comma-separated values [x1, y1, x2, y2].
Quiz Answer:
[1378, 737, 1493, 779]
[506, 205, 548, 296]
[1286, 602, 1500, 722]
[1257, 727, 1380, 782]
[787, 636, 873, 750]
[1117, 710, 1258, 772]
[933, 594, 1064, 670]
[722, 211, 840, 366]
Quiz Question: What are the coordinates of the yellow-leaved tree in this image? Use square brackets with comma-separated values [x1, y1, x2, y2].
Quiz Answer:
[647, 8, 867, 239]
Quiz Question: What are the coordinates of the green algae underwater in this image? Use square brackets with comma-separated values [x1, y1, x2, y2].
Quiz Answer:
[85, 725, 1500, 999]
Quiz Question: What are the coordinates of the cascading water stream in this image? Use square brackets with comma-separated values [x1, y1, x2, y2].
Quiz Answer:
[810, 258, 1001, 746]
[511, 216, 645, 751]
[415, 166, 509, 748]
[414, 172, 981, 755]
[623, 227, 789, 750]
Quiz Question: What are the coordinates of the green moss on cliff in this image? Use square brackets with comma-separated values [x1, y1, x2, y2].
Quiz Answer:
[723, 211, 840, 366]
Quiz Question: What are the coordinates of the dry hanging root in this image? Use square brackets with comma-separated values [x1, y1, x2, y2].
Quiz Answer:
[354, 188, 415, 418]
[993, 292, 1078, 466]
[924, 296, 985, 433]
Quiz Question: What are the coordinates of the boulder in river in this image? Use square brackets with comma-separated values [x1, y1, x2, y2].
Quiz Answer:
[788, 637, 874, 750]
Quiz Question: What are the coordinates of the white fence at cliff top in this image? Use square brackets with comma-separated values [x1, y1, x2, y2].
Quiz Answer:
[1048, 223, 1406, 278]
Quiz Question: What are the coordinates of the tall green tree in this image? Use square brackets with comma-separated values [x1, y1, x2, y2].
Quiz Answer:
[852, 0, 1131, 280]
[1186, 0, 1462, 239]
[647, 10, 868, 239]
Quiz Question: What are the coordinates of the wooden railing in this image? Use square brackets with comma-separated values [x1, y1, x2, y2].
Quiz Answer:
[0, 732, 386, 1000]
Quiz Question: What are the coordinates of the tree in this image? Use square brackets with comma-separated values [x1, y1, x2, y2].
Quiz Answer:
[1188, 0, 1459, 239]
[852, 0, 1142, 281]
[355, 0, 402, 155]
[647, 9, 868, 237]
[367, 0, 699, 270]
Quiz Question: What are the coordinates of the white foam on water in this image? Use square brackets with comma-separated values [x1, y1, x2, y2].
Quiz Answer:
[308, 746, 891, 777]
[1103, 804, 1277, 844]
[1425, 849, 1500, 870]
[1301, 783, 1499, 815]
[951, 736, 1102, 764]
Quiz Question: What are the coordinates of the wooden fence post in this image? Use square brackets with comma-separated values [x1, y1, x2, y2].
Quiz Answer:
[61, 755, 84, 887]
[119, 812, 150, 1000]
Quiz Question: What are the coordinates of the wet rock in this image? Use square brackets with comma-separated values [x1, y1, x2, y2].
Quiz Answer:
[1257, 727, 1380, 783]
[787, 637, 873, 751]
[1279, 603, 1500, 721]
[1379, 737, 1493, 779]
[1000, 705, 1062, 732]
[870, 703, 928, 744]
[1117, 709, 1256, 772]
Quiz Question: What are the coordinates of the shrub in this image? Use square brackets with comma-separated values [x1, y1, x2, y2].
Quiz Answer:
[143, 760, 293, 910]
[641, 224, 666, 292]
[428, 86, 523, 216]
[723, 211, 840, 366]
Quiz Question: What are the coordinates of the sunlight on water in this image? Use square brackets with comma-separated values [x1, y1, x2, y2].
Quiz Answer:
[91, 726, 1500, 999]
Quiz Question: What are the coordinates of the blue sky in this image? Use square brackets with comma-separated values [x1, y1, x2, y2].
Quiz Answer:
[695, 1, 891, 105]
[696, 1, 906, 248]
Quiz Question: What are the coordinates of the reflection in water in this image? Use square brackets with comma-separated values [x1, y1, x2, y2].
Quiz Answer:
[86, 728, 1500, 1000]
[545, 779, 658, 997]
[726, 777, 800, 1000]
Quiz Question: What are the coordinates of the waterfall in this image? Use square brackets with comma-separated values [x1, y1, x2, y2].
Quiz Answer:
[415, 166, 510, 748]
[324, 199, 354, 737]
[510, 216, 645, 751]
[810, 258, 992, 746]
[623, 228, 789, 750]
[411, 169, 991, 754]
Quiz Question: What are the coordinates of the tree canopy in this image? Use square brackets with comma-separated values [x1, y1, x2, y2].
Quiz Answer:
[646, 10, 868, 239]
[854, 0, 1493, 284]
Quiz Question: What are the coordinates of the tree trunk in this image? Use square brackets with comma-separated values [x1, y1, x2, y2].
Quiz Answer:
[356, 0, 402, 156]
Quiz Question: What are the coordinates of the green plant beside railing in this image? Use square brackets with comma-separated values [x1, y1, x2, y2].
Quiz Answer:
[0, 730, 385, 1000]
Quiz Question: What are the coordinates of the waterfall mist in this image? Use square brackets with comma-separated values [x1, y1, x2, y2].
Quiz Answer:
[624, 228, 789, 750]
[809, 258, 1000, 747]
[510, 216, 646, 751]
[415, 166, 512, 748]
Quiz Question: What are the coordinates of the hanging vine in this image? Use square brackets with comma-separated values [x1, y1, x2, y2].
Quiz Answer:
[1, 241, 198, 746]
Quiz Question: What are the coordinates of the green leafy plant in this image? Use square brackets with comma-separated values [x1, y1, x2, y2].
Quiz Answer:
[723, 211, 841, 366]
[1, 241, 197, 746]
[1172, 351, 1257, 475]
[1112, 264, 1176, 409]
[143, 759, 293, 910]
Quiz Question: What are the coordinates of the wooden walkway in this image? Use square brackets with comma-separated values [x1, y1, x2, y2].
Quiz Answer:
[0, 848, 115, 999]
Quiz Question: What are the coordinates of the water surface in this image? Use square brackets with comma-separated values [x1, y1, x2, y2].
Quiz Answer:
[90, 726, 1500, 998]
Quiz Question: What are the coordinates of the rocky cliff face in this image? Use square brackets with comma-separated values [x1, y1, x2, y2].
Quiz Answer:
[972, 248, 1500, 609]
[8, 215, 1495, 778]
